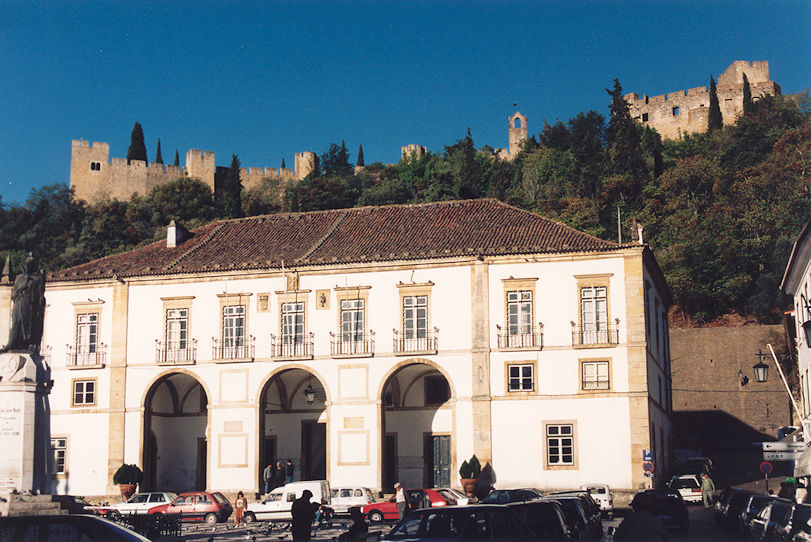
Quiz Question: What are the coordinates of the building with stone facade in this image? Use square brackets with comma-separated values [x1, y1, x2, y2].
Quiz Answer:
[14, 199, 673, 498]
[625, 60, 781, 140]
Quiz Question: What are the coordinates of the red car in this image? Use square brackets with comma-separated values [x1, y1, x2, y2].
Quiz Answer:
[361, 488, 454, 522]
[147, 491, 232, 524]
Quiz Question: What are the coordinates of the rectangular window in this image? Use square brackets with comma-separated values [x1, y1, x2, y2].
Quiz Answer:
[403, 296, 427, 339]
[282, 302, 304, 344]
[340, 299, 364, 342]
[222, 305, 245, 347]
[72, 379, 96, 406]
[507, 290, 533, 336]
[672, 106, 680, 116]
[546, 424, 575, 466]
[581, 361, 609, 390]
[508, 364, 534, 392]
[425, 376, 450, 405]
[76, 313, 98, 355]
[165, 308, 188, 350]
[50, 437, 67, 474]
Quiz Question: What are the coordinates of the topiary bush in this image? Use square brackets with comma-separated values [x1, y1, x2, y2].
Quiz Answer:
[113, 463, 143, 485]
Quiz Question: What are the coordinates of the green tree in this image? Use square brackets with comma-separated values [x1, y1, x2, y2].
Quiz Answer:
[126, 122, 148, 164]
[357, 144, 365, 167]
[708, 76, 723, 132]
[242, 177, 285, 216]
[567, 111, 607, 200]
[174, 150, 180, 167]
[155, 138, 163, 164]
[217, 155, 243, 218]
[321, 142, 353, 177]
[742, 73, 753, 116]
[281, 158, 286, 170]
[149, 177, 217, 227]
[605, 79, 646, 180]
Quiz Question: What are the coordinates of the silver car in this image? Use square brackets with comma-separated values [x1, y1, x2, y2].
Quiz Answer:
[94, 492, 178, 518]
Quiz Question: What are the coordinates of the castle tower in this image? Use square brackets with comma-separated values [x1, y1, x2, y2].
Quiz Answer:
[70, 141, 110, 202]
[295, 152, 319, 180]
[508, 112, 528, 158]
[186, 149, 216, 191]
[401, 144, 427, 160]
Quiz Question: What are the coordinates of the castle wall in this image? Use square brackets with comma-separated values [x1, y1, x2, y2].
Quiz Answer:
[625, 61, 781, 140]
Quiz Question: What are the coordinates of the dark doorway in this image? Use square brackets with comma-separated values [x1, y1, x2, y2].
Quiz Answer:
[301, 421, 326, 480]
[384, 434, 398, 492]
[196, 438, 207, 490]
[424, 434, 450, 487]
[259, 436, 277, 488]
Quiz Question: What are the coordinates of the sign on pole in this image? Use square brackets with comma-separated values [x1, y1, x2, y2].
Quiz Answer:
[643, 449, 654, 462]
[763, 451, 804, 461]
[762, 442, 805, 451]
[760, 461, 773, 474]
[643, 461, 655, 473]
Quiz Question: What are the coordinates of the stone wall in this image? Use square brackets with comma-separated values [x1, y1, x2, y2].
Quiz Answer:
[625, 61, 781, 140]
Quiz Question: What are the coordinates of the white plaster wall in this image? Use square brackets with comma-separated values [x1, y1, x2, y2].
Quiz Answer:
[52, 413, 109, 495]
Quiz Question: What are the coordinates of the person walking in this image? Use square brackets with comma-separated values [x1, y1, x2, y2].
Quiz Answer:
[234, 491, 247, 526]
[273, 460, 284, 489]
[286, 459, 295, 484]
[392, 482, 407, 519]
[291, 489, 315, 542]
[263, 463, 274, 494]
[701, 473, 715, 509]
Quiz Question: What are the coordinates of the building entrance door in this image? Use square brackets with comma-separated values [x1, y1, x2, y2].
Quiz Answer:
[425, 435, 450, 487]
[301, 421, 326, 480]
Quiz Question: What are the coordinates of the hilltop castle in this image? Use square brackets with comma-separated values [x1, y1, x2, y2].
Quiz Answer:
[624, 60, 781, 139]
[70, 111, 529, 203]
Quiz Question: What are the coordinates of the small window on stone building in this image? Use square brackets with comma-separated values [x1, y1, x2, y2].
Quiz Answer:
[90, 162, 101, 171]
[672, 107, 680, 116]
[514, 117, 522, 130]
[642, 113, 648, 122]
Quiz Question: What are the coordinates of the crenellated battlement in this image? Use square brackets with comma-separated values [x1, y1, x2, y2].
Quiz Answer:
[624, 60, 781, 139]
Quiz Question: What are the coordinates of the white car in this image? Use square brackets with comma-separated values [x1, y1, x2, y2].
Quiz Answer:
[330, 487, 376, 514]
[667, 474, 703, 503]
[580, 483, 613, 516]
[94, 492, 178, 518]
[246, 480, 331, 522]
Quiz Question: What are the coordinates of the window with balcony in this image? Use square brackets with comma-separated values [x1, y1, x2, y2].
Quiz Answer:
[331, 294, 374, 356]
[572, 279, 619, 346]
[213, 304, 254, 360]
[156, 308, 197, 364]
[68, 312, 106, 367]
[498, 278, 541, 349]
[271, 291, 312, 359]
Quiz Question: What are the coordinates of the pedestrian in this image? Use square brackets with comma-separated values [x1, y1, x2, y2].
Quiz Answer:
[263, 463, 274, 494]
[291, 489, 315, 542]
[234, 490, 246, 526]
[391, 482, 407, 519]
[700, 473, 715, 509]
[797, 481, 808, 504]
[779, 479, 796, 500]
[274, 460, 284, 489]
[286, 458, 295, 483]
[338, 507, 369, 542]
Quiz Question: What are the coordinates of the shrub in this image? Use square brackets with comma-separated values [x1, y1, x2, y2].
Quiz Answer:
[113, 464, 143, 485]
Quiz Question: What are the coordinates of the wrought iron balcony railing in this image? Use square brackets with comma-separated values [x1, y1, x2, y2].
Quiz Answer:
[496, 323, 544, 349]
[270, 332, 314, 360]
[212, 335, 255, 361]
[330, 331, 375, 357]
[155, 338, 198, 365]
[571, 320, 620, 347]
[66, 343, 107, 367]
[393, 327, 438, 354]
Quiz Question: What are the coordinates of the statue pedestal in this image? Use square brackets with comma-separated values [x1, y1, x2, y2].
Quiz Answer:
[0, 353, 39, 493]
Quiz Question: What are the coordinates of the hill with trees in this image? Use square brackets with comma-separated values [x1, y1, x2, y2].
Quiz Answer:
[1, 82, 808, 325]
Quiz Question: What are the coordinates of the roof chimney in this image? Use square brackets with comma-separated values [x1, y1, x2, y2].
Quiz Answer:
[167, 220, 189, 248]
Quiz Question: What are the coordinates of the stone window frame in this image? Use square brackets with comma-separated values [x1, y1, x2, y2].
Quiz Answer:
[502, 277, 538, 330]
[217, 292, 252, 348]
[505, 361, 536, 394]
[543, 420, 578, 470]
[161, 296, 194, 351]
[275, 289, 311, 343]
[574, 274, 613, 347]
[72, 300, 104, 367]
[71, 377, 97, 407]
[50, 436, 68, 476]
[580, 358, 611, 392]
[334, 286, 371, 343]
[396, 282, 434, 341]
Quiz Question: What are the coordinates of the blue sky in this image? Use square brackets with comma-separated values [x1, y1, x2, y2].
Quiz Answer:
[1, 0, 809, 205]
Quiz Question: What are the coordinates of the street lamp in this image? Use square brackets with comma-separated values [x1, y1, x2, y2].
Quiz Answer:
[304, 383, 315, 405]
[753, 349, 770, 383]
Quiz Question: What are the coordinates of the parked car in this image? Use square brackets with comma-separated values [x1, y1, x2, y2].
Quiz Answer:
[714, 487, 754, 531]
[548, 490, 601, 520]
[774, 503, 811, 541]
[431, 488, 469, 506]
[543, 495, 602, 541]
[93, 492, 178, 518]
[739, 495, 792, 535]
[748, 499, 795, 541]
[482, 488, 544, 504]
[0, 514, 151, 541]
[580, 484, 613, 517]
[508, 499, 571, 541]
[147, 491, 232, 524]
[667, 474, 703, 504]
[382, 504, 536, 541]
[629, 489, 689, 534]
[794, 513, 811, 541]
[331, 486, 376, 515]
[677, 456, 714, 476]
[363, 488, 452, 522]
[246, 480, 331, 522]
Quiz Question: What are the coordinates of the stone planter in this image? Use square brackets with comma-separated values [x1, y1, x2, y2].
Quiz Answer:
[460, 478, 477, 498]
[118, 483, 137, 500]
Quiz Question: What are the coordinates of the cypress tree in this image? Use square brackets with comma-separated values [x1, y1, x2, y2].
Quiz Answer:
[742, 73, 754, 116]
[155, 138, 163, 164]
[174, 150, 180, 166]
[708, 76, 723, 132]
[605, 79, 645, 179]
[218, 154, 243, 218]
[281, 158, 286, 170]
[357, 144, 365, 167]
[126, 122, 148, 164]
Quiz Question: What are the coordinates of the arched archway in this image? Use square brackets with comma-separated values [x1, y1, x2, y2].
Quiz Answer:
[143, 372, 208, 492]
[380, 361, 454, 492]
[258, 368, 328, 489]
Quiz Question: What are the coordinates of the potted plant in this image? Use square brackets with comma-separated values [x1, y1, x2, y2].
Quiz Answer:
[459, 454, 481, 497]
[113, 464, 143, 500]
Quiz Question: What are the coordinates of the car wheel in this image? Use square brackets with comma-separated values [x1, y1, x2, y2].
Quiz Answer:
[368, 510, 384, 523]
[245, 512, 256, 523]
[205, 512, 218, 524]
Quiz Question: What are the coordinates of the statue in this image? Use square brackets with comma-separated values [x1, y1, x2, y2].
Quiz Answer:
[1, 255, 46, 354]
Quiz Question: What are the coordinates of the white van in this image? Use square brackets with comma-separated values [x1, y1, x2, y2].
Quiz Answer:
[330, 487, 376, 514]
[246, 480, 331, 522]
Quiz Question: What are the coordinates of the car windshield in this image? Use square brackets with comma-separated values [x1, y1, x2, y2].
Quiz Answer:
[670, 478, 698, 489]
[212, 492, 229, 505]
[265, 493, 282, 503]
[128, 494, 149, 503]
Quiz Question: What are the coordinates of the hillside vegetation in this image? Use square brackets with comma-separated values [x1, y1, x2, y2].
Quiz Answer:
[1, 82, 809, 325]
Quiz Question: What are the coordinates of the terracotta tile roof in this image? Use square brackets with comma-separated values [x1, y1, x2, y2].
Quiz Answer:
[49, 199, 631, 282]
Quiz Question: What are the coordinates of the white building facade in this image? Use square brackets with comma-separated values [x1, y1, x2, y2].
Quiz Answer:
[18, 199, 672, 497]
